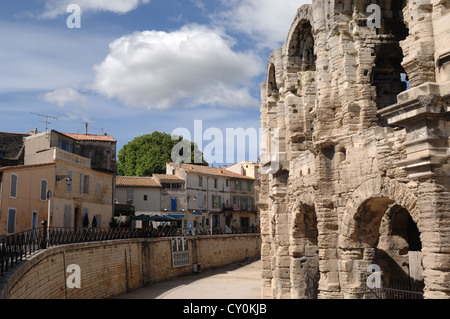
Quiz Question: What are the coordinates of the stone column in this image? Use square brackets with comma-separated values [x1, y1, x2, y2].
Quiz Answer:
[417, 182, 450, 299]
[401, 0, 436, 87]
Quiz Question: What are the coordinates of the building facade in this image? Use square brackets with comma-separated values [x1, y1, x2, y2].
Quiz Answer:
[115, 163, 259, 232]
[166, 163, 258, 231]
[259, 0, 450, 299]
[0, 163, 55, 235]
[0, 130, 116, 235]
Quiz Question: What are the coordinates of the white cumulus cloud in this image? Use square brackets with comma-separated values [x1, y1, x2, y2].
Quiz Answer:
[213, 0, 310, 49]
[40, 0, 151, 18]
[91, 24, 264, 110]
[43, 87, 88, 108]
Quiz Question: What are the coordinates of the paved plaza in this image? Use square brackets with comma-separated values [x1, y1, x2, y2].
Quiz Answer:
[117, 258, 262, 299]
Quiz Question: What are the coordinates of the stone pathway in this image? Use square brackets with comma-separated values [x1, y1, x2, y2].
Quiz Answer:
[117, 258, 262, 299]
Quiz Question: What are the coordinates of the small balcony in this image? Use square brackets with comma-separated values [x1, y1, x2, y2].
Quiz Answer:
[53, 148, 91, 169]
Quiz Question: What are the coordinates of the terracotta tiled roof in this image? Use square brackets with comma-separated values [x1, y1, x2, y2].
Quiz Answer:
[153, 174, 184, 182]
[168, 163, 255, 180]
[63, 133, 117, 142]
[116, 176, 161, 188]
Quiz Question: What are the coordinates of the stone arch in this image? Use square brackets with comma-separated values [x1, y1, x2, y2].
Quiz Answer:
[342, 198, 424, 297]
[339, 178, 427, 298]
[341, 178, 419, 241]
[266, 63, 279, 97]
[370, 0, 409, 110]
[286, 19, 316, 72]
[289, 193, 319, 299]
[283, 5, 315, 73]
[377, 204, 424, 289]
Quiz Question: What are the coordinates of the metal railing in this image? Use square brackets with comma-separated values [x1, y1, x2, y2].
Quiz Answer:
[0, 228, 46, 276]
[364, 282, 424, 299]
[1, 226, 259, 275]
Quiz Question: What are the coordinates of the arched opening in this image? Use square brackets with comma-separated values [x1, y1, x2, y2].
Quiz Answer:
[267, 63, 279, 97]
[371, 0, 409, 110]
[287, 20, 316, 72]
[350, 198, 424, 298]
[290, 203, 319, 299]
[377, 205, 424, 291]
[372, 44, 408, 109]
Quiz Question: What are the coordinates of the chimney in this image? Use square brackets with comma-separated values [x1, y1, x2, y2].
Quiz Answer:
[85, 122, 88, 135]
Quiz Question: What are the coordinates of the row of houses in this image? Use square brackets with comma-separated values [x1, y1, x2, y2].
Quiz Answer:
[115, 162, 260, 231]
[0, 129, 259, 237]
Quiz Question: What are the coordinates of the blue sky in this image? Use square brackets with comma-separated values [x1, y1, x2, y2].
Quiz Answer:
[0, 0, 310, 166]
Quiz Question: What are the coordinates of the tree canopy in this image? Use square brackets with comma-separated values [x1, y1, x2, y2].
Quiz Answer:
[117, 131, 208, 176]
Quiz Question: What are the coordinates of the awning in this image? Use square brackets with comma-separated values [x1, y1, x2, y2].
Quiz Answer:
[168, 214, 185, 218]
[132, 214, 175, 222]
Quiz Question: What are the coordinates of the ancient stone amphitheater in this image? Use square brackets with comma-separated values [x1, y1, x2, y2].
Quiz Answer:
[259, 0, 449, 299]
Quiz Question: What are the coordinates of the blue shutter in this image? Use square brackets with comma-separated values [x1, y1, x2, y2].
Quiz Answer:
[171, 198, 177, 211]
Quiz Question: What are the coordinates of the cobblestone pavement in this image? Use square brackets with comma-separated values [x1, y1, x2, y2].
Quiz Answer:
[117, 257, 262, 299]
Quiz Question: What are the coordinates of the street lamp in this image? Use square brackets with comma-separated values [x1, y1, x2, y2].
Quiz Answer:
[56, 175, 72, 188]
[46, 189, 52, 247]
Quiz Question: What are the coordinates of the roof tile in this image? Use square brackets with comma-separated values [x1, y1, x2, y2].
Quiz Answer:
[168, 163, 255, 180]
[116, 176, 161, 188]
[63, 133, 117, 142]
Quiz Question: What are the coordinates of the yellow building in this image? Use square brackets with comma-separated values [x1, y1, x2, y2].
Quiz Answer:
[0, 163, 55, 235]
[0, 130, 115, 235]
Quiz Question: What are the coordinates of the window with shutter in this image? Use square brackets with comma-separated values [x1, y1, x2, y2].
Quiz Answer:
[126, 190, 134, 205]
[7, 208, 16, 234]
[86, 175, 91, 194]
[10, 173, 17, 198]
[198, 192, 203, 208]
[40, 179, 48, 201]
[171, 198, 177, 211]
[80, 174, 90, 194]
[64, 206, 72, 227]
[80, 174, 84, 193]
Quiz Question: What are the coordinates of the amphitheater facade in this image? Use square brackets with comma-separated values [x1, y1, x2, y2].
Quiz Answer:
[259, 0, 450, 299]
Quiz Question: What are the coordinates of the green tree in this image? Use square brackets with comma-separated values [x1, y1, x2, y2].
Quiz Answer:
[117, 131, 207, 176]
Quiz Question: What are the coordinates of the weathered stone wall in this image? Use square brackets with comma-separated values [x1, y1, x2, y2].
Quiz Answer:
[0, 234, 261, 299]
[260, 0, 449, 299]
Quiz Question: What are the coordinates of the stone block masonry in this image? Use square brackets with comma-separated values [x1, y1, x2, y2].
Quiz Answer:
[0, 234, 261, 299]
[259, 0, 450, 299]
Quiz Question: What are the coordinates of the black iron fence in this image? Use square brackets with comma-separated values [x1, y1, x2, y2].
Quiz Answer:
[0, 228, 46, 276]
[364, 282, 425, 299]
[1, 226, 259, 276]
